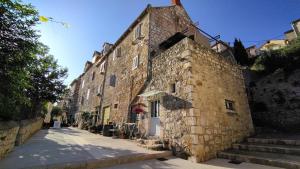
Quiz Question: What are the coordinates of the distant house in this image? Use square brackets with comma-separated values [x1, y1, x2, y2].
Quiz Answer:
[211, 41, 235, 62]
[259, 39, 288, 52]
[246, 45, 259, 58]
[284, 18, 300, 43]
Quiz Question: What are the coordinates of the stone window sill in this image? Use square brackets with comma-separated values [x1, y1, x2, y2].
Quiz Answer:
[227, 110, 237, 115]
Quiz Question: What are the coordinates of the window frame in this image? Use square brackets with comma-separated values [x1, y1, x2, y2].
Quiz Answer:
[109, 74, 116, 87]
[92, 72, 95, 81]
[151, 100, 160, 118]
[86, 89, 90, 100]
[134, 23, 142, 40]
[81, 80, 85, 89]
[225, 99, 235, 111]
[170, 83, 176, 93]
[132, 55, 139, 70]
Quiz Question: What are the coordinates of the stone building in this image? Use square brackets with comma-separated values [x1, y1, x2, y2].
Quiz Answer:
[68, 0, 254, 162]
[259, 39, 288, 52]
[284, 18, 300, 43]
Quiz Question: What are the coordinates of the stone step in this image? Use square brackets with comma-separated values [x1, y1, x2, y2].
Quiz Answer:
[23, 151, 173, 169]
[138, 143, 165, 151]
[218, 150, 300, 169]
[144, 139, 161, 145]
[233, 143, 300, 156]
[247, 138, 300, 146]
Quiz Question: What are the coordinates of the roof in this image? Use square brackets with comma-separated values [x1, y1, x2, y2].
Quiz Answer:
[284, 29, 294, 34]
[292, 18, 300, 24]
[103, 4, 152, 58]
[246, 45, 256, 49]
[70, 78, 78, 86]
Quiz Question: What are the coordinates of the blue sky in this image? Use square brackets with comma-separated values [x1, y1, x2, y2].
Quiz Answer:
[24, 0, 300, 85]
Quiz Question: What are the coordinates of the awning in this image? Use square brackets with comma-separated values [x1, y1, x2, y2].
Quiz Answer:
[138, 90, 166, 97]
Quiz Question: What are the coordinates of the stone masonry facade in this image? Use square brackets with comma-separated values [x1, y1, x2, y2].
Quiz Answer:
[68, 1, 254, 162]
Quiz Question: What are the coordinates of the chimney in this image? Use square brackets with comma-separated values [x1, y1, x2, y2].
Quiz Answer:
[172, 0, 182, 6]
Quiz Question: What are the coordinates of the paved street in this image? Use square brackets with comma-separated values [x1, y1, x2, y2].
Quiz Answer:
[0, 127, 170, 169]
[104, 157, 283, 169]
[0, 127, 282, 169]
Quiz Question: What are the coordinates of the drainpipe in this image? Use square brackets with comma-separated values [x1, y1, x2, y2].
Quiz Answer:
[97, 57, 108, 126]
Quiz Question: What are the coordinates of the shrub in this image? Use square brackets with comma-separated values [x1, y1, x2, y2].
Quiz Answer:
[251, 37, 300, 76]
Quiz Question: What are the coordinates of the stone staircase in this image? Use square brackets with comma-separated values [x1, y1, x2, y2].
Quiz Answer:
[136, 138, 167, 151]
[218, 137, 300, 169]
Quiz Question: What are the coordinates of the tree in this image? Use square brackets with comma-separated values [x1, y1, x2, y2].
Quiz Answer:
[233, 38, 249, 66]
[0, 0, 68, 120]
[0, 0, 39, 120]
[24, 44, 68, 119]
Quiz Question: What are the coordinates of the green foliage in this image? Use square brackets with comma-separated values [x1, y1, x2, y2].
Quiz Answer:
[51, 106, 62, 117]
[0, 0, 39, 120]
[233, 38, 249, 66]
[0, 0, 68, 120]
[251, 37, 300, 76]
[24, 44, 68, 118]
[81, 112, 92, 122]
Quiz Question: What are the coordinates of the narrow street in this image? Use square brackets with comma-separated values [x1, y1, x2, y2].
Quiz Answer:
[0, 127, 282, 169]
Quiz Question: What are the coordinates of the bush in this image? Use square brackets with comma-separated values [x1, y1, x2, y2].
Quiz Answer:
[251, 37, 300, 76]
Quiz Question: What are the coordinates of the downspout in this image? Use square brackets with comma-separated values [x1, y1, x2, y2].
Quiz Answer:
[97, 56, 109, 125]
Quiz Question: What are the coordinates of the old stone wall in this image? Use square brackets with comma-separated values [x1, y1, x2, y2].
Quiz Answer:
[78, 63, 102, 114]
[0, 117, 43, 159]
[250, 69, 300, 131]
[15, 117, 43, 146]
[102, 12, 150, 124]
[0, 121, 19, 159]
[188, 38, 254, 161]
[140, 37, 193, 138]
[149, 6, 210, 54]
[139, 38, 254, 162]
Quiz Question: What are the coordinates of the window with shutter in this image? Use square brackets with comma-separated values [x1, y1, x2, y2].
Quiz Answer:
[132, 55, 139, 70]
[117, 47, 121, 57]
[92, 72, 95, 81]
[86, 89, 90, 100]
[134, 24, 142, 40]
[100, 61, 105, 74]
[113, 47, 121, 60]
[81, 80, 85, 88]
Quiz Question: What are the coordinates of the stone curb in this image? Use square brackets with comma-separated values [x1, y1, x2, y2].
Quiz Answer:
[20, 151, 172, 169]
[218, 152, 300, 169]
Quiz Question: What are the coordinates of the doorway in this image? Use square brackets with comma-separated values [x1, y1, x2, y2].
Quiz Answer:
[102, 106, 110, 125]
[150, 100, 160, 136]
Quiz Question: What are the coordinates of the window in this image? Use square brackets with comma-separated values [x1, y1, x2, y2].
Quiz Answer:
[109, 74, 116, 87]
[225, 100, 235, 111]
[132, 55, 139, 70]
[113, 47, 121, 60]
[92, 72, 95, 81]
[86, 89, 90, 100]
[97, 85, 101, 94]
[170, 83, 176, 93]
[151, 100, 160, 117]
[81, 80, 85, 88]
[81, 96, 84, 105]
[134, 23, 142, 40]
[100, 61, 105, 74]
[114, 104, 118, 109]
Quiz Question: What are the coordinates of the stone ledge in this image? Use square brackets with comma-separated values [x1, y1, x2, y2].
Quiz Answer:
[21, 151, 172, 169]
